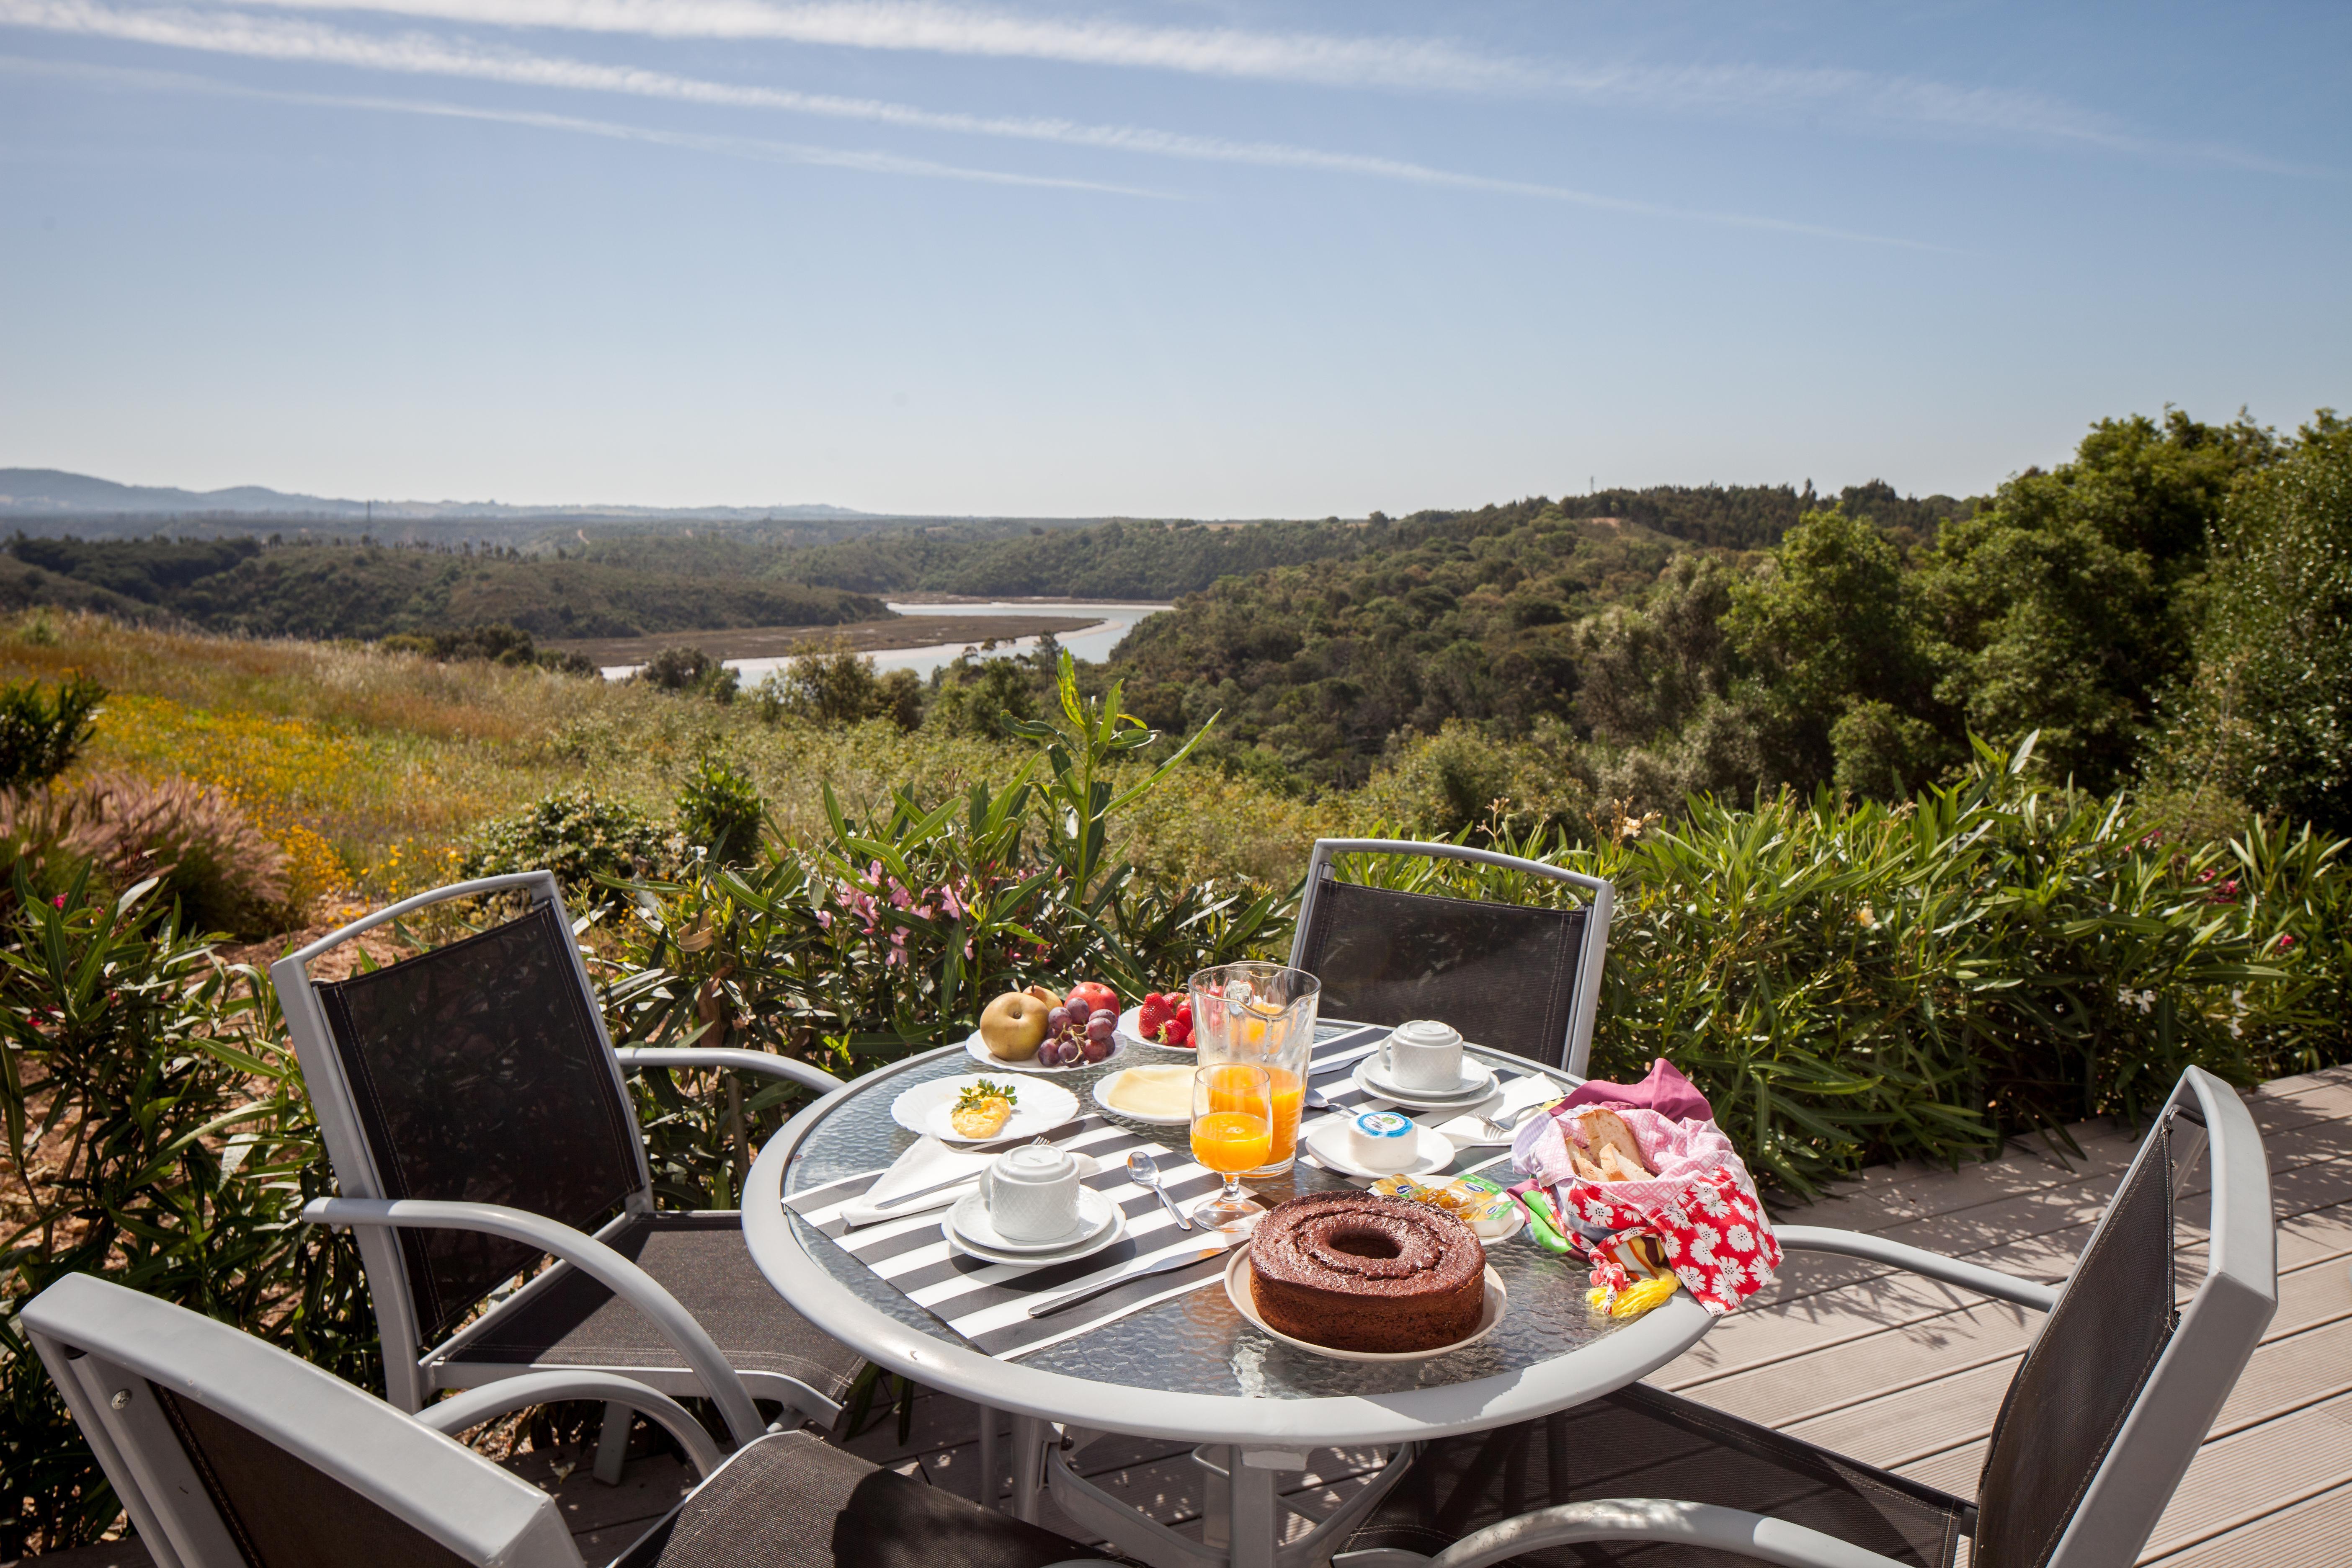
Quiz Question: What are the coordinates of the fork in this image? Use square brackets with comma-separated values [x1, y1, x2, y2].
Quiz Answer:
[1475, 1102, 1546, 1142]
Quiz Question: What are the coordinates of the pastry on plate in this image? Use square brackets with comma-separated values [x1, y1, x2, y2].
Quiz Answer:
[950, 1080, 1016, 1139]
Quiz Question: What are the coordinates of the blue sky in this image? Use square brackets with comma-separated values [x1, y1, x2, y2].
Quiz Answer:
[3, 2, 2346, 516]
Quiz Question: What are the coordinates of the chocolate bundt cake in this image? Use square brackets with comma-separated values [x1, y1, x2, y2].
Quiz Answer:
[1247, 1191, 1486, 1353]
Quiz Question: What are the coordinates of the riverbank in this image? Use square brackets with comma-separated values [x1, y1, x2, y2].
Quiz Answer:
[545, 614, 1103, 669]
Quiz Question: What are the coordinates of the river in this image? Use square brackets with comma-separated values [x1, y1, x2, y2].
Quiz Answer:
[611, 599, 1172, 685]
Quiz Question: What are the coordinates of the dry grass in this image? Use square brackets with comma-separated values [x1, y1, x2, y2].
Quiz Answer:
[0, 612, 1328, 920]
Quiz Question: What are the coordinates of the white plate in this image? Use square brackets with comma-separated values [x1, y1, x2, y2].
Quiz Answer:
[962, 1030, 1122, 1074]
[1431, 1081, 1568, 1146]
[1302, 1116, 1455, 1179]
[891, 1075, 1083, 1145]
[1351, 1055, 1498, 1109]
[1091, 1065, 1196, 1125]
[1117, 1004, 1195, 1051]
[946, 1186, 1120, 1254]
[1225, 1250, 1507, 1362]
[945, 1197, 1128, 1267]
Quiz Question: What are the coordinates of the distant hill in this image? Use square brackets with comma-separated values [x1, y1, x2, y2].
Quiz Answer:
[0, 468, 874, 523]
[0, 536, 887, 641]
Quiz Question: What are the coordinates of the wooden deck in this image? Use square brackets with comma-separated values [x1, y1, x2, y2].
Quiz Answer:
[22, 1064, 2352, 1564]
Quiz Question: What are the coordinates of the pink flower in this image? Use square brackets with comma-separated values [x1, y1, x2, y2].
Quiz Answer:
[2279, 934, 2298, 950]
[51, 895, 65, 909]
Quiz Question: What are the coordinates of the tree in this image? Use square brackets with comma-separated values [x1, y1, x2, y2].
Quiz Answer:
[1914, 410, 2279, 790]
[2155, 413, 2352, 828]
[1723, 510, 1933, 790]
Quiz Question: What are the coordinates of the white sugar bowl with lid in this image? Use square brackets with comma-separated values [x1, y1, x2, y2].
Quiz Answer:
[1345, 1109, 1419, 1173]
[980, 1142, 1082, 1243]
[1384, 1019, 1466, 1092]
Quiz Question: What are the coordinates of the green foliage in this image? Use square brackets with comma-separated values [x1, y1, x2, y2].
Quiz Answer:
[925, 649, 1045, 739]
[1338, 735, 2340, 1195]
[459, 788, 680, 900]
[637, 646, 741, 704]
[377, 622, 596, 676]
[603, 660, 1279, 1201]
[1354, 719, 1591, 839]
[2155, 415, 2352, 830]
[755, 644, 921, 730]
[0, 675, 103, 793]
[0, 872, 372, 1554]
[2, 537, 885, 642]
[677, 755, 765, 866]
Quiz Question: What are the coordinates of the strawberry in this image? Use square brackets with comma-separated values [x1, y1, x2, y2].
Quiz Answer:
[1137, 991, 1175, 1042]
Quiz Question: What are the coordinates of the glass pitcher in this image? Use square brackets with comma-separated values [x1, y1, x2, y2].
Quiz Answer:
[1186, 962, 1320, 1178]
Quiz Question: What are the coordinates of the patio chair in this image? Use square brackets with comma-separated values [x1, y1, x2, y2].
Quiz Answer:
[269, 871, 863, 1471]
[22, 1272, 1111, 1568]
[1335, 1064, 2276, 1567]
[1287, 839, 1614, 1075]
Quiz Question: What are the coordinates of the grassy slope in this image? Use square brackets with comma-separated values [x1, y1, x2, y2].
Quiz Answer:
[0, 613, 1332, 916]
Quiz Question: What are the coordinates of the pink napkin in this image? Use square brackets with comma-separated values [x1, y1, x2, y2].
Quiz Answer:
[1558, 1057, 1712, 1123]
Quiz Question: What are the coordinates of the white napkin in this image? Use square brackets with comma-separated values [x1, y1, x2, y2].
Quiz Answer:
[840, 1138, 996, 1228]
[1426, 1074, 1568, 1145]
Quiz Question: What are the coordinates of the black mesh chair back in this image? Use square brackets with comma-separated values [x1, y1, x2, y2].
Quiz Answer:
[152, 1381, 479, 1568]
[315, 901, 645, 1341]
[1293, 877, 1590, 1068]
[1972, 1121, 2178, 1568]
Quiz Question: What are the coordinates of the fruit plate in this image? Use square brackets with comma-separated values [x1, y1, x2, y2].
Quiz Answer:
[1117, 1005, 1193, 1050]
[963, 1031, 1123, 1074]
[1224, 1250, 1506, 1362]
[890, 1075, 1082, 1145]
[1302, 1116, 1455, 1179]
[1091, 1064, 1195, 1125]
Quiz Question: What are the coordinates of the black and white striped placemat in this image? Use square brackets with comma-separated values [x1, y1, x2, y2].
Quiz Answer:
[784, 1025, 1560, 1360]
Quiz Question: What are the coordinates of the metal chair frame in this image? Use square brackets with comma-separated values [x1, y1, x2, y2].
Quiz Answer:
[270, 872, 846, 1450]
[1400, 1065, 2277, 1568]
[1287, 839, 1615, 1078]
[23, 1274, 1114, 1568]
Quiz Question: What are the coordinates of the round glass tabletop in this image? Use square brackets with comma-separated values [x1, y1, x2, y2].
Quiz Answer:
[744, 1030, 1715, 1445]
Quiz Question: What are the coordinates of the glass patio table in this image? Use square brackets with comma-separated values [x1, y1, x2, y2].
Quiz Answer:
[743, 1026, 1715, 1568]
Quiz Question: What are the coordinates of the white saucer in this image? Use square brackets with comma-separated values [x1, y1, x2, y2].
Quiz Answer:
[1117, 1004, 1194, 1051]
[1302, 1116, 1455, 1179]
[1225, 1250, 1507, 1362]
[962, 1031, 1123, 1074]
[1351, 1055, 1498, 1109]
[945, 1190, 1127, 1266]
[890, 1075, 1082, 1144]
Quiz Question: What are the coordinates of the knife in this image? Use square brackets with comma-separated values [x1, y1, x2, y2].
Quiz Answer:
[1024, 1244, 1228, 1318]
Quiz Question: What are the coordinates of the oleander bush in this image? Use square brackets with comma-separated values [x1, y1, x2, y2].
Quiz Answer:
[1332, 733, 2345, 1193]
[458, 787, 683, 903]
[0, 873, 371, 1555]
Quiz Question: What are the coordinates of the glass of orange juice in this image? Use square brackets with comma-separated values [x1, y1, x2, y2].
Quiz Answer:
[1190, 1063, 1273, 1232]
[1188, 963, 1319, 1178]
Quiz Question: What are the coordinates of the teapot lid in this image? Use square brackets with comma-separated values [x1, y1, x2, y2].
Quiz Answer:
[1391, 1019, 1462, 1048]
[995, 1141, 1075, 1179]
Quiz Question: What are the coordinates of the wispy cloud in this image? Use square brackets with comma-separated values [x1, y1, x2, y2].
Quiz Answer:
[0, 49, 1173, 191]
[0, 0, 1941, 245]
[185, 0, 2311, 172]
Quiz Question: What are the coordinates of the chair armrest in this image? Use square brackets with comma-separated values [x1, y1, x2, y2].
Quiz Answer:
[1428, 1498, 1914, 1568]
[1777, 1225, 2061, 1313]
[302, 1197, 767, 1449]
[419, 1371, 725, 1478]
[613, 1046, 843, 1096]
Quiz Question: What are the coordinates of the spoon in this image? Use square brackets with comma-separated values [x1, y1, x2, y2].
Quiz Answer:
[1126, 1150, 1193, 1230]
[1303, 1084, 1333, 1112]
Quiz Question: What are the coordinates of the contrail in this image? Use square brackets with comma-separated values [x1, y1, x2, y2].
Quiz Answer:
[0, 0, 1946, 245]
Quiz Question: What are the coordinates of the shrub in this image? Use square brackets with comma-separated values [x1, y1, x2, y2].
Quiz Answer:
[754, 643, 921, 730]
[380, 624, 598, 677]
[59, 774, 293, 937]
[677, 754, 765, 866]
[460, 787, 679, 900]
[0, 873, 371, 1554]
[638, 646, 740, 704]
[0, 675, 103, 793]
[1355, 718, 1592, 838]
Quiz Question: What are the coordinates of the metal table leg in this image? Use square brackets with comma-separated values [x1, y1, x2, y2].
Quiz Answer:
[1229, 1458, 1280, 1568]
[977, 1404, 1001, 1511]
[1011, 1413, 1049, 1524]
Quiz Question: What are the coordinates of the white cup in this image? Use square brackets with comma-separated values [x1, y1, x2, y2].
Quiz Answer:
[980, 1142, 1082, 1243]
[1385, 1019, 1465, 1092]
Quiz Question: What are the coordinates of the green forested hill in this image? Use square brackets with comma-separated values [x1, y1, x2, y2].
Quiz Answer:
[1, 538, 885, 640]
